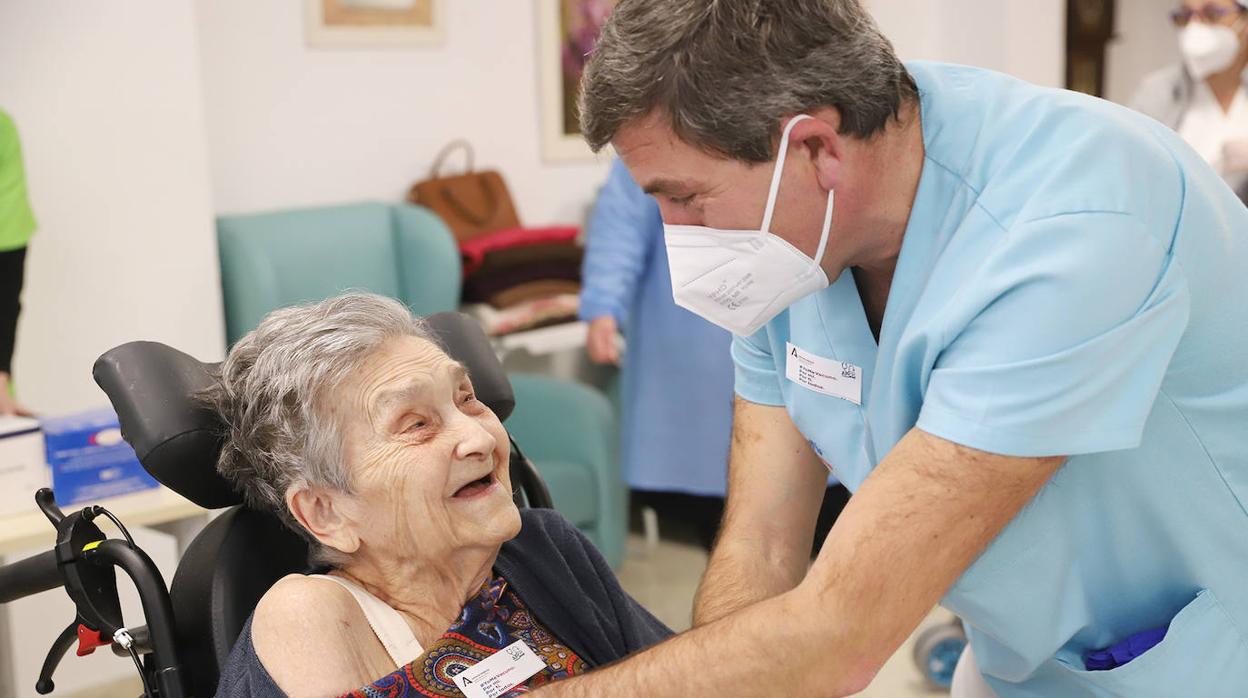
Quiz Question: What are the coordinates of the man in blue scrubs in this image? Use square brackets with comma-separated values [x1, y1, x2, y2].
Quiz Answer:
[532, 1, 1248, 697]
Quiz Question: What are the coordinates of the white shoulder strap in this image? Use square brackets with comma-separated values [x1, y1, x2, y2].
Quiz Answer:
[308, 574, 424, 667]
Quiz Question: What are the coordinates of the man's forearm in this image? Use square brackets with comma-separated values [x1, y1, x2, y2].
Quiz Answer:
[545, 583, 868, 698]
[532, 430, 1065, 698]
[692, 397, 826, 626]
[692, 530, 809, 625]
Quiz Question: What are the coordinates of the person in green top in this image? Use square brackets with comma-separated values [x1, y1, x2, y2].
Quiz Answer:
[0, 109, 36, 416]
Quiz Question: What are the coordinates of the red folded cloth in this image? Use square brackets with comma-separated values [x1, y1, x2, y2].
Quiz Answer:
[459, 225, 579, 274]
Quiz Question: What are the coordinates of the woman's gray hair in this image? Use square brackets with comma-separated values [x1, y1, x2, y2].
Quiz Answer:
[202, 292, 433, 566]
[579, 0, 918, 162]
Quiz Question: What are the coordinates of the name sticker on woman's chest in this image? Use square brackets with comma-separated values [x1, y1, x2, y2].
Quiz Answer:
[451, 640, 546, 698]
[785, 342, 862, 405]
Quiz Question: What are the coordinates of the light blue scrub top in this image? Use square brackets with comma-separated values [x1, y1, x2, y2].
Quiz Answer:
[580, 160, 736, 495]
[734, 62, 1248, 696]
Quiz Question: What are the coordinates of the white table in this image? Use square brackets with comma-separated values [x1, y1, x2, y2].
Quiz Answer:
[0, 486, 207, 558]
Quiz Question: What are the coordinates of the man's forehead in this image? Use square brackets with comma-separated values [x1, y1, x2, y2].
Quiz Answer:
[614, 118, 706, 194]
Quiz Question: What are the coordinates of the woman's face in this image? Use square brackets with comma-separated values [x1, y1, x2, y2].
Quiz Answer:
[1182, 0, 1244, 25]
[331, 335, 521, 563]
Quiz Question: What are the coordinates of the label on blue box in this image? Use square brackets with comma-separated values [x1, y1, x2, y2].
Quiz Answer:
[42, 407, 160, 505]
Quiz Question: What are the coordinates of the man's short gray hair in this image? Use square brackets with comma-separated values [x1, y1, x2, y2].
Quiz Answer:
[579, 0, 918, 162]
[203, 292, 432, 566]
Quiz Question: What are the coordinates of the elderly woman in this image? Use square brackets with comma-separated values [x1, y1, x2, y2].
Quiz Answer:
[209, 293, 669, 698]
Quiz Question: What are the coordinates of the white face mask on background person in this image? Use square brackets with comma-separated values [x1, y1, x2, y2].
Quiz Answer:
[1179, 19, 1244, 80]
[663, 114, 835, 337]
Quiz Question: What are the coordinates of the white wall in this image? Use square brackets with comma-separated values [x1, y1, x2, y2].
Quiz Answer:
[871, 0, 1181, 107]
[1105, 0, 1180, 105]
[196, 0, 1070, 228]
[870, 0, 1066, 88]
[0, 1, 225, 415]
[195, 0, 611, 226]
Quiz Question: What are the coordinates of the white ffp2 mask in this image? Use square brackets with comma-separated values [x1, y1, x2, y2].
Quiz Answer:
[1180, 21, 1243, 80]
[663, 114, 834, 337]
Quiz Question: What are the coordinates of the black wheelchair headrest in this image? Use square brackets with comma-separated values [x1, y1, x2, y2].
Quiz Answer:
[92, 311, 515, 509]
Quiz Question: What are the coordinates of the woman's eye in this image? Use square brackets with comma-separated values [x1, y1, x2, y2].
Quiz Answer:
[461, 392, 479, 405]
[670, 194, 694, 206]
[402, 418, 427, 433]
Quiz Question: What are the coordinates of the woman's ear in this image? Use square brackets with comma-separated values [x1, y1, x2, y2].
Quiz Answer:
[287, 485, 361, 555]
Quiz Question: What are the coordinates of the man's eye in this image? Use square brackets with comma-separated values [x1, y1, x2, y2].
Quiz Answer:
[461, 392, 480, 405]
[670, 194, 694, 206]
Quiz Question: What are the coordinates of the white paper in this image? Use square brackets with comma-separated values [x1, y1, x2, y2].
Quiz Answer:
[451, 640, 546, 698]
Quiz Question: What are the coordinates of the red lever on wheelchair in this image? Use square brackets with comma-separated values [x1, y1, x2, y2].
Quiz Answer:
[76, 624, 110, 657]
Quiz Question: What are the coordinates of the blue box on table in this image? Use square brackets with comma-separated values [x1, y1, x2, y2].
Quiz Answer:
[42, 407, 160, 505]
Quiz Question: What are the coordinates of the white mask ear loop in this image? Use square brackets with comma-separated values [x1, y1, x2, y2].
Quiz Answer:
[812, 188, 834, 267]
[760, 114, 835, 268]
[760, 114, 812, 233]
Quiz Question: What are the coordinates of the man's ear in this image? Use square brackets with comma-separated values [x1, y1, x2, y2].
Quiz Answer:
[287, 485, 361, 556]
[788, 107, 844, 192]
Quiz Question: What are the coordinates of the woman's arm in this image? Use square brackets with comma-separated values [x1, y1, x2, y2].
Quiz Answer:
[250, 575, 390, 697]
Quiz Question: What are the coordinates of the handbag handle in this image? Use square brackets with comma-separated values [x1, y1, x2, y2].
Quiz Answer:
[429, 139, 475, 179]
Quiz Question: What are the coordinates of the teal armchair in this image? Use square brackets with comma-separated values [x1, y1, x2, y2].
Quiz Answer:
[505, 374, 625, 568]
[217, 202, 460, 346]
[216, 202, 627, 568]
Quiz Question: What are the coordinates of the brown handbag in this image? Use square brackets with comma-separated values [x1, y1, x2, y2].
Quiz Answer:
[407, 140, 521, 243]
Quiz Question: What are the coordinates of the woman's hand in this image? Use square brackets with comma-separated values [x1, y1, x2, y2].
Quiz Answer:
[586, 316, 621, 365]
[0, 372, 33, 417]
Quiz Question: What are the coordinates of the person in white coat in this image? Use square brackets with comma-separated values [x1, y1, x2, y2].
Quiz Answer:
[1132, 0, 1248, 203]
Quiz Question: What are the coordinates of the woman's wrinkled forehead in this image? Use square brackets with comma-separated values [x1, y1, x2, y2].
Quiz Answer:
[348, 336, 468, 417]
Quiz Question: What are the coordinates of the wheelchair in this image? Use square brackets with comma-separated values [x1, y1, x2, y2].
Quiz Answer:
[0, 312, 555, 698]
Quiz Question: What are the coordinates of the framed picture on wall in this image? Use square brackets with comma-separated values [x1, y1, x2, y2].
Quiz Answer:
[537, 0, 618, 162]
[305, 0, 444, 49]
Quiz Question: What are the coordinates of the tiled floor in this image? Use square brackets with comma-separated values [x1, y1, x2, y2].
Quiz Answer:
[616, 533, 956, 697]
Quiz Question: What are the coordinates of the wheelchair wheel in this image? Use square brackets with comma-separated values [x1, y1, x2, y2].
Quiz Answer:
[912, 621, 967, 691]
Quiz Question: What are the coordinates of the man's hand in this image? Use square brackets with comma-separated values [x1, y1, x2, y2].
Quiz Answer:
[533, 429, 1064, 697]
[692, 397, 827, 626]
[0, 372, 32, 417]
[585, 316, 621, 365]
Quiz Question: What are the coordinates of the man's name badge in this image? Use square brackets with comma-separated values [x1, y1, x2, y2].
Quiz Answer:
[785, 342, 862, 405]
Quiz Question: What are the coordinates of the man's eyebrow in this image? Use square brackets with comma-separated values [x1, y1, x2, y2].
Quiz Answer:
[641, 178, 694, 196]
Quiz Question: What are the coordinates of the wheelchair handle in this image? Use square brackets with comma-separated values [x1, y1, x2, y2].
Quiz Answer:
[0, 490, 188, 698]
[0, 488, 72, 604]
[0, 550, 62, 605]
[85, 540, 184, 697]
